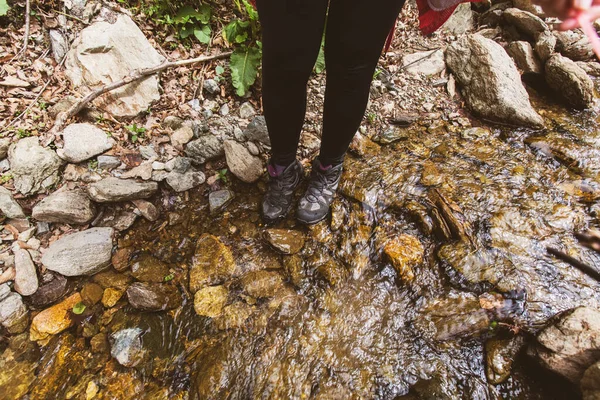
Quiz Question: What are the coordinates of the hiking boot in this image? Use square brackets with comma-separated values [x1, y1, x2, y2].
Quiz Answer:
[297, 159, 343, 225]
[261, 160, 304, 222]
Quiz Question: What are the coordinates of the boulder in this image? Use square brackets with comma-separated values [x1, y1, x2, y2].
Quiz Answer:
[445, 34, 543, 127]
[0, 186, 25, 218]
[223, 140, 263, 183]
[503, 8, 548, 39]
[189, 234, 237, 293]
[545, 54, 594, 109]
[64, 15, 165, 117]
[29, 292, 81, 341]
[507, 41, 542, 74]
[193, 285, 229, 318]
[57, 123, 115, 163]
[126, 282, 182, 311]
[532, 307, 600, 383]
[8, 137, 64, 195]
[41, 227, 114, 276]
[32, 188, 96, 225]
[402, 50, 446, 77]
[185, 135, 224, 165]
[88, 177, 158, 202]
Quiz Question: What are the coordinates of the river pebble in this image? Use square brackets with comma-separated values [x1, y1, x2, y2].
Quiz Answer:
[111, 328, 146, 367]
[30, 292, 81, 341]
[126, 282, 182, 311]
[32, 188, 96, 225]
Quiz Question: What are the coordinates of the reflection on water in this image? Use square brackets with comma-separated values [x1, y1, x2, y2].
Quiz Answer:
[3, 96, 600, 399]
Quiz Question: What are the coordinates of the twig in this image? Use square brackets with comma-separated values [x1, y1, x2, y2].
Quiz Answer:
[53, 9, 89, 25]
[18, 0, 31, 58]
[547, 246, 600, 282]
[48, 51, 232, 138]
[398, 48, 441, 72]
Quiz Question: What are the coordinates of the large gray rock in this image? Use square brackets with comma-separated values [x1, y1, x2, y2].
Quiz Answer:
[0, 290, 28, 333]
[13, 246, 38, 296]
[445, 34, 543, 127]
[243, 116, 271, 145]
[507, 41, 542, 74]
[223, 140, 263, 183]
[532, 307, 600, 383]
[64, 14, 165, 118]
[0, 186, 25, 218]
[503, 8, 548, 39]
[57, 123, 115, 163]
[402, 50, 446, 77]
[185, 135, 224, 165]
[41, 227, 114, 276]
[88, 177, 158, 202]
[32, 188, 96, 225]
[8, 137, 64, 195]
[545, 54, 594, 110]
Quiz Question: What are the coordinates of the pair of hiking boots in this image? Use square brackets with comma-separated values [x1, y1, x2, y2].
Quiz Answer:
[261, 159, 343, 225]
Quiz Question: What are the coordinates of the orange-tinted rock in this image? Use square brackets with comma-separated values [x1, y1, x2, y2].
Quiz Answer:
[30, 292, 81, 341]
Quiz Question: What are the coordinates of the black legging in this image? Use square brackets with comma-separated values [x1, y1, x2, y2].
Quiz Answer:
[256, 0, 406, 166]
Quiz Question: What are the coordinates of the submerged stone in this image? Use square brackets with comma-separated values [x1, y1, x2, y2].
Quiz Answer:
[126, 282, 182, 311]
[485, 335, 526, 385]
[240, 270, 285, 298]
[189, 234, 237, 293]
[216, 302, 255, 330]
[383, 234, 424, 283]
[130, 254, 170, 283]
[264, 229, 305, 254]
[193, 285, 229, 318]
[111, 328, 146, 367]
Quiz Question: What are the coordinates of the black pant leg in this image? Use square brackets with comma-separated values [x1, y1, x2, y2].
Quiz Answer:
[319, 0, 406, 166]
[256, 0, 328, 166]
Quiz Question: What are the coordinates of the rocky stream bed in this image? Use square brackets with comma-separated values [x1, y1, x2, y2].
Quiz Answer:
[3, 0, 600, 399]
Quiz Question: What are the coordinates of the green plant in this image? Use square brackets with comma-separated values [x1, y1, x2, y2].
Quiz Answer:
[88, 159, 98, 170]
[16, 129, 31, 138]
[224, 0, 262, 96]
[0, 173, 13, 184]
[73, 302, 86, 315]
[217, 168, 228, 183]
[164, 273, 175, 282]
[126, 123, 146, 143]
[367, 113, 376, 125]
[0, 0, 9, 16]
[173, 5, 212, 44]
[38, 100, 48, 110]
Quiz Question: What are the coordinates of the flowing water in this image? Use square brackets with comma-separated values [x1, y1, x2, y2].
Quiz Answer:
[3, 92, 600, 399]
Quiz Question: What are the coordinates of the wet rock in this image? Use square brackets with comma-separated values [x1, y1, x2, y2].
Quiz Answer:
[243, 116, 270, 145]
[91, 332, 108, 353]
[130, 254, 169, 283]
[582, 361, 600, 400]
[65, 15, 164, 117]
[8, 137, 64, 195]
[30, 292, 81, 341]
[209, 189, 234, 213]
[111, 328, 146, 367]
[81, 282, 104, 306]
[171, 124, 194, 148]
[535, 30, 556, 62]
[445, 34, 543, 127]
[486, 335, 526, 384]
[383, 234, 424, 282]
[0, 290, 28, 334]
[0, 186, 25, 218]
[223, 140, 263, 183]
[0, 138, 10, 159]
[57, 123, 115, 163]
[132, 199, 159, 221]
[166, 169, 206, 192]
[193, 285, 228, 318]
[283, 255, 306, 287]
[545, 54, 594, 110]
[239, 102, 256, 119]
[216, 301, 254, 330]
[240, 270, 285, 298]
[32, 188, 96, 225]
[349, 132, 380, 159]
[265, 229, 305, 254]
[29, 274, 68, 308]
[507, 41, 542, 74]
[185, 135, 224, 164]
[13, 246, 38, 296]
[126, 282, 182, 311]
[97, 155, 121, 170]
[93, 270, 132, 290]
[189, 234, 237, 292]
[42, 227, 114, 276]
[532, 307, 600, 383]
[93, 208, 138, 231]
[88, 177, 158, 202]
[316, 259, 348, 287]
[402, 49, 446, 76]
[502, 8, 548, 39]
[102, 287, 124, 307]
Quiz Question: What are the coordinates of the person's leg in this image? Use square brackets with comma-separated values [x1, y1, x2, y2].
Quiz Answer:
[318, 0, 406, 166]
[256, 0, 328, 167]
[297, 0, 405, 224]
[257, 0, 328, 222]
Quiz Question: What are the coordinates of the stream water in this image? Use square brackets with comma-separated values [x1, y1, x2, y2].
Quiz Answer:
[2, 90, 600, 399]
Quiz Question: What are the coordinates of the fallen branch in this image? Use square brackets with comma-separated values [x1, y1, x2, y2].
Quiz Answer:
[17, 0, 31, 58]
[48, 51, 233, 139]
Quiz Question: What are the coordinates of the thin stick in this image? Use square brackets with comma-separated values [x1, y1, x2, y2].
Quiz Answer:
[18, 0, 31, 58]
[48, 51, 232, 137]
[547, 247, 600, 282]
